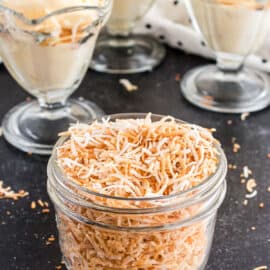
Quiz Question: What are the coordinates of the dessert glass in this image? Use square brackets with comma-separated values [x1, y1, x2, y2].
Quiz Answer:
[47, 113, 227, 270]
[0, 0, 112, 155]
[182, 0, 270, 113]
[90, 0, 166, 74]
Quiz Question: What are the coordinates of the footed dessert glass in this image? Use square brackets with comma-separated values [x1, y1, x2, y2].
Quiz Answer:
[182, 0, 270, 113]
[0, 0, 112, 154]
[90, 0, 166, 74]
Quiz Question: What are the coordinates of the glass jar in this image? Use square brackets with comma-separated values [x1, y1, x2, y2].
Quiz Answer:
[47, 113, 227, 270]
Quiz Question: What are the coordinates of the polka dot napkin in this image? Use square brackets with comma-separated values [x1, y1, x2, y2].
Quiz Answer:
[135, 0, 270, 72]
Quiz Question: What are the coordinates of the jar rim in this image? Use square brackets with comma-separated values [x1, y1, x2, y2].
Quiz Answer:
[48, 112, 227, 203]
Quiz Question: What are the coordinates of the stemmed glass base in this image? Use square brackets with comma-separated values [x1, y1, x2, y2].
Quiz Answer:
[181, 65, 270, 113]
[2, 98, 104, 155]
[90, 33, 166, 74]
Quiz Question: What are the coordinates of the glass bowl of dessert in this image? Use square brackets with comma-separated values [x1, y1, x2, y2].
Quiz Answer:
[0, 0, 112, 155]
[47, 113, 227, 270]
[182, 0, 270, 113]
[90, 0, 166, 74]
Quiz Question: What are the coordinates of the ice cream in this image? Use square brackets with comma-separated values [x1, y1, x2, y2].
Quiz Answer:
[0, 0, 108, 103]
[188, 0, 268, 56]
[107, 0, 155, 35]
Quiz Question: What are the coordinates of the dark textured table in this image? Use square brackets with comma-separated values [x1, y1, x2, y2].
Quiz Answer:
[0, 47, 269, 270]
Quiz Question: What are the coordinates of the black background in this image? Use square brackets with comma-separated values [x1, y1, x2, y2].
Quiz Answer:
[0, 48, 269, 270]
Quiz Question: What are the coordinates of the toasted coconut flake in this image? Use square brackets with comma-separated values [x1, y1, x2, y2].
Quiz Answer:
[119, 79, 138, 92]
[241, 112, 250, 121]
[246, 179, 257, 193]
[233, 143, 241, 153]
[37, 199, 44, 207]
[42, 208, 50, 214]
[243, 200, 248, 206]
[0, 181, 29, 200]
[259, 203, 265, 208]
[175, 73, 181, 81]
[246, 190, 257, 199]
[48, 235, 56, 242]
[253, 266, 268, 270]
[229, 164, 237, 170]
[242, 166, 252, 179]
[31, 201, 36, 209]
[44, 201, 49, 208]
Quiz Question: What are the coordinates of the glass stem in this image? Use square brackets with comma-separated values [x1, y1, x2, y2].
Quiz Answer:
[106, 21, 134, 37]
[106, 26, 135, 48]
[216, 52, 244, 73]
[38, 98, 67, 111]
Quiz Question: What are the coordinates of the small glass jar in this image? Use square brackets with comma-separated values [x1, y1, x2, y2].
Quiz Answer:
[47, 113, 227, 270]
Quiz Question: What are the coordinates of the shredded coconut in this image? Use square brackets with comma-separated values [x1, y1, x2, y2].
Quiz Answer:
[242, 166, 252, 178]
[31, 201, 36, 209]
[0, 181, 29, 200]
[259, 203, 264, 209]
[119, 79, 138, 92]
[240, 112, 250, 121]
[243, 199, 248, 206]
[245, 190, 257, 199]
[253, 266, 268, 270]
[58, 115, 219, 197]
[246, 179, 257, 193]
[56, 114, 221, 270]
[233, 143, 241, 153]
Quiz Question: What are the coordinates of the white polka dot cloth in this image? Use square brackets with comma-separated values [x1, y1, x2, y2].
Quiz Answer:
[135, 0, 270, 72]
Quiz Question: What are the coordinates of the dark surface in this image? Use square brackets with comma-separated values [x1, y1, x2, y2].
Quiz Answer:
[0, 48, 269, 270]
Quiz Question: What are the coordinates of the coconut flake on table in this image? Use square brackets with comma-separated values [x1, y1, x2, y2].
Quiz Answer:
[0, 181, 29, 200]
